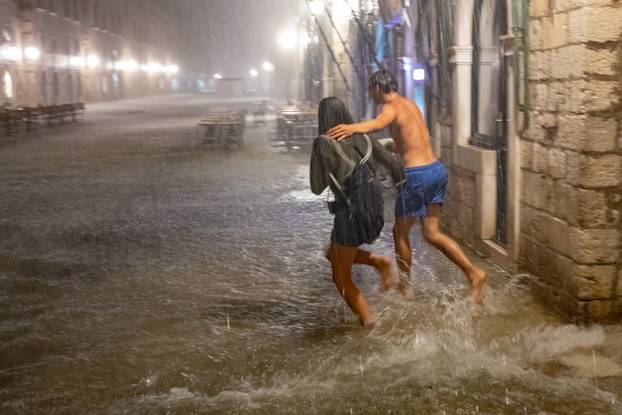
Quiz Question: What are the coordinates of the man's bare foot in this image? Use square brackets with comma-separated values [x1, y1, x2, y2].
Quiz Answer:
[398, 282, 415, 300]
[360, 316, 377, 328]
[376, 257, 396, 292]
[469, 268, 487, 304]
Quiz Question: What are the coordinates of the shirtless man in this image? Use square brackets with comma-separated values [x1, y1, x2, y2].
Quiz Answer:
[328, 69, 487, 303]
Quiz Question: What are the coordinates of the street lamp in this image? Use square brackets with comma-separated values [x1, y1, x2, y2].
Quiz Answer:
[249, 69, 258, 78]
[87, 54, 100, 68]
[278, 29, 297, 50]
[24, 46, 40, 61]
[214, 73, 222, 79]
[262, 61, 274, 72]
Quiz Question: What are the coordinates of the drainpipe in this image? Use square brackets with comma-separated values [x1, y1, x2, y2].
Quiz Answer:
[450, 0, 475, 146]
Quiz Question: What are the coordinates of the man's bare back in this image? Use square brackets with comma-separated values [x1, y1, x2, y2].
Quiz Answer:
[385, 95, 437, 168]
[327, 91, 436, 168]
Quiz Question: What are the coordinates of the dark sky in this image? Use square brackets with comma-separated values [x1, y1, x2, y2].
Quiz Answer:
[175, 0, 304, 77]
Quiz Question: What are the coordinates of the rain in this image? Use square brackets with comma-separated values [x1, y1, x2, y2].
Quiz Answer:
[0, 0, 621, 414]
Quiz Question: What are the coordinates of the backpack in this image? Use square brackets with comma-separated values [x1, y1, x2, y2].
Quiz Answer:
[324, 134, 384, 241]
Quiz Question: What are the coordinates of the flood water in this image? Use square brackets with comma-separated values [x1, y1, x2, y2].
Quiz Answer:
[0, 95, 621, 414]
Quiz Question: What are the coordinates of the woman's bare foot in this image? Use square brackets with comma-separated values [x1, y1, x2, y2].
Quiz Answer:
[398, 282, 415, 300]
[360, 315, 377, 328]
[469, 268, 487, 304]
[376, 257, 396, 292]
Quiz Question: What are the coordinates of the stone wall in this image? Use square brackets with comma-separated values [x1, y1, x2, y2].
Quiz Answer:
[438, 122, 481, 248]
[523, 0, 622, 321]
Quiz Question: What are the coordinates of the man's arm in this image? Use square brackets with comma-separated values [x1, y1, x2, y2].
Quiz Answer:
[371, 140, 405, 187]
[327, 104, 397, 141]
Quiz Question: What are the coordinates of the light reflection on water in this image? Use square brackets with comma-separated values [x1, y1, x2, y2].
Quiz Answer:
[0, 95, 620, 414]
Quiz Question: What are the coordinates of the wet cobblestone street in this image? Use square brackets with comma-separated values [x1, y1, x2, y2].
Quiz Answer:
[0, 95, 620, 414]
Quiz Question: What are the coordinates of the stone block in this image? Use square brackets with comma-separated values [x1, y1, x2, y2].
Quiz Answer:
[556, 80, 587, 114]
[556, 0, 619, 12]
[520, 205, 542, 239]
[577, 188, 619, 228]
[535, 244, 570, 289]
[536, 213, 571, 256]
[530, 0, 551, 17]
[532, 141, 549, 173]
[585, 299, 617, 320]
[529, 18, 544, 50]
[522, 170, 554, 212]
[553, 181, 580, 226]
[583, 80, 619, 113]
[519, 235, 545, 275]
[551, 45, 585, 79]
[567, 153, 621, 188]
[521, 140, 534, 170]
[618, 268, 622, 296]
[441, 129, 453, 148]
[541, 13, 570, 49]
[462, 177, 477, 207]
[570, 264, 616, 300]
[568, 5, 622, 44]
[568, 227, 621, 264]
[557, 115, 618, 152]
[584, 48, 619, 76]
[548, 147, 567, 179]
[442, 147, 453, 167]
[551, 181, 620, 229]
[529, 50, 553, 80]
[526, 115, 547, 142]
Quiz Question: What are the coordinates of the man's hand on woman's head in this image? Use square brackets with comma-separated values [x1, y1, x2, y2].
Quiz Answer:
[327, 124, 356, 141]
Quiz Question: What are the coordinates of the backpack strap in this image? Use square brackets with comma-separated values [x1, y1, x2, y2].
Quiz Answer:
[321, 134, 355, 169]
[360, 134, 373, 165]
[321, 134, 375, 208]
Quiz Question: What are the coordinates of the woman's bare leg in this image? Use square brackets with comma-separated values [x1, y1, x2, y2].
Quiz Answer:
[353, 249, 395, 291]
[328, 242, 376, 326]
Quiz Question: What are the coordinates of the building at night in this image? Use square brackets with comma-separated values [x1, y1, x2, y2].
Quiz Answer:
[300, 0, 621, 321]
[0, 0, 209, 106]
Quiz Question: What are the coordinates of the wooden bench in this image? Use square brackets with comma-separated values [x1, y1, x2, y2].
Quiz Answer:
[1, 102, 85, 136]
[198, 110, 245, 150]
[276, 105, 318, 146]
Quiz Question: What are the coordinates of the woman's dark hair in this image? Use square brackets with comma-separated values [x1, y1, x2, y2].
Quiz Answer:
[318, 96, 354, 135]
[369, 69, 398, 94]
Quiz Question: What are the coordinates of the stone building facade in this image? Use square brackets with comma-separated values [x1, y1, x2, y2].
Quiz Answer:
[523, 0, 621, 320]
[0, 0, 205, 106]
[301, 0, 621, 321]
